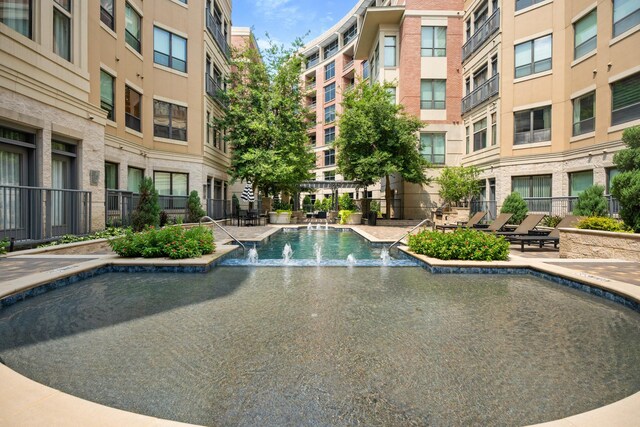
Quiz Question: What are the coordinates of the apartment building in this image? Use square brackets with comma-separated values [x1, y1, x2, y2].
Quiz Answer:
[300, 1, 371, 207]
[462, 0, 640, 218]
[92, 0, 233, 223]
[0, 0, 106, 242]
[355, 0, 465, 218]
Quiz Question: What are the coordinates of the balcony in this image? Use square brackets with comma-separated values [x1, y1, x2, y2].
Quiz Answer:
[206, 9, 230, 60]
[306, 81, 316, 91]
[462, 8, 500, 63]
[343, 59, 354, 72]
[462, 74, 499, 115]
[206, 75, 227, 106]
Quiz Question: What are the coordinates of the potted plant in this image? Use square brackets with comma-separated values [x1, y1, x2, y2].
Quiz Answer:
[269, 199, 292, 224]
[338, 194, 362, 225]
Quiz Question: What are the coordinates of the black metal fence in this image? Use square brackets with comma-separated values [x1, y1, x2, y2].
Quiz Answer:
[471, 196, 621, 219]
[1, 185, 92, 242]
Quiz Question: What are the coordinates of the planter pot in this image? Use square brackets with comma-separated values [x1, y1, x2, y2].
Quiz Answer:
[269, 212, 291, 224]
[343, 212, 363, 225]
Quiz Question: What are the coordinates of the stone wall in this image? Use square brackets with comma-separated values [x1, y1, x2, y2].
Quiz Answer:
[560, 229, 640, 261]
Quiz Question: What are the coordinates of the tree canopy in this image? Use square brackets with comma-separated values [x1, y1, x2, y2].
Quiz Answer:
[436, 166, 481, 206]
[216, 37, 315, 197]
[335, 80, 429, 217]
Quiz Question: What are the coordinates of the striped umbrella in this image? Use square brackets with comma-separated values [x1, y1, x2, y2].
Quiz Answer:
[240, 183, 255, 202]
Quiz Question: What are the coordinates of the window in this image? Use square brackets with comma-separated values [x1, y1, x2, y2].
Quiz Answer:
[473, 118, 487, 151]
[344, 23, 357, 45]
[514, 106, 551, 145]
[100, 0, 114, 30]
[420, 79, 446, 109]
[324, 171, 336, 181]
[100, 70, 115, 121]
[324, 149, 335, 166]
[606, 168, 620, 194]
[125, 86, 142, 132]
[465, 78, 471, 95]
[611, 72, 640, 125]
[387, 87, 396, 104]
[613, 0, 640, 37]
[362, 60, 370, 79]
[491, 113, 497, 145]
[53, 0, 71, 61]
[206, 111, 213, 145]
[572, 92, 595, 136]
[1, 0, 32, 38]
[465, 126, 470, 154]
[307, 52, 319, 68]
[325, 62, 335, 80]
[154, 171, 188, 196]
[473, 66, 488, 88]
[384, 36, 396, 67]
[512, 175, 551, 198]
[474, 2, 488, 29]
[127, 167, 144, 192]
[574, 10, 597, 59]
[324, 39, 339, 59]
[514, 35, 552, 78]
[324, 127, 335, 144]
[154, 100, 187, 141]
[516, 0, 547, 12]
[105, 162, 118, 189]
[569, 170, 594, 196]
[491, 55, 498, 75]
[324, 83, 335, 103]
[420, 133, 445, 164]
[421, 27, 446, 57]
[154, 26, 187, 72]
[324, 105, 336, 123]
[125, 3, 141, 53]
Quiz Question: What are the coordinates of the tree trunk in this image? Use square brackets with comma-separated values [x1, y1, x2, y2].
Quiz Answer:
[385, 174, 392, 219]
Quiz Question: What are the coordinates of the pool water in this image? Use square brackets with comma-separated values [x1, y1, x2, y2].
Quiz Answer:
[223, 228, 416, 266]
[1, 267, 639, 426]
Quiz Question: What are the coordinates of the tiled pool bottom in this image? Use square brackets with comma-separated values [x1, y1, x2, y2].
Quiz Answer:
[1, 267, 639, 426]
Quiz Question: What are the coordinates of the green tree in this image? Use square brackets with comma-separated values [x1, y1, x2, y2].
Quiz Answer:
[335, 81, 429, 218]
[131, 177, 160, 231]
[216, 36, 315, 198]
[611, 126, 640, 232]
[500, 192, 529, 224]
[187, 191, 207, 223]
[573, 185, 608, 217]
[436, 166, 482, 207]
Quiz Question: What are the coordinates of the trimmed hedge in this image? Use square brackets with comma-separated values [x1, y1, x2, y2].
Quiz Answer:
[109, 225, 215, 259]
[408, 228, 510, 261]
[576, 217, 632, 233]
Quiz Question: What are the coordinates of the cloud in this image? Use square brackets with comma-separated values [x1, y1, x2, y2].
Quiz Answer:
[253, 0, 309, 30]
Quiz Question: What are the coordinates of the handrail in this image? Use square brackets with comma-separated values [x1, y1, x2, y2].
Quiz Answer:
[389, 218, 432, 250]
[199, 216, 246, 253]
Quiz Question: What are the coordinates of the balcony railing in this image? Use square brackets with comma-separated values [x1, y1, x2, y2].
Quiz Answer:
[522, 196, 620, 217]
[206, 9, 230, 60]
[515, 128, 551, 145]
[462, 8, 500, 62]
[206, 75, 227, 106]
[1, 185, 92, 243]
[306, 81, 316, 91]
[343, 59, 354, 72]
[462, 74, 499, 114]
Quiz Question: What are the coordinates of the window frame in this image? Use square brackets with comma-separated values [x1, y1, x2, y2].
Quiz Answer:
[53, 0, 72, 61]
[514, 34, 552, 79]
[420, 79, 446, 110]
[324, 39, 339, 59]
[569, 170, 594, 197]
[153, 100, 188, 142]
[515, 0, 548, 12]
[125, 2, 141, 53]
[473, 118, 488, 151]
[1, 0, 33, 38]
[384, 35, 396, 67]
[324, 104, 336, 123]
[421, 26, 447, 57]
[572, 91, 595, 136]
[324, 127, 336, 145]
[153, 171, 189, 196]
[514, 106, 552, 145]
[153, 26, 188, 73]
[100, 0, 114, 30]
[125, 85, 142, 132]
[325, 61, 335, 81]
[324, 82, 336, 103]
[574, 9, 597, 60]
[420, 133, 446, 165]
[100, 70, 115, 121]
[613, 0, 640, 37]
[105, 162, 119, 190]
[611, 72, 640, 126]
[324, 149, 335, 166]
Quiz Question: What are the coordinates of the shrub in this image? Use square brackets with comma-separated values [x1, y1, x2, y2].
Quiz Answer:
[501, 192, 529, 224]
[541, 215, 563, 228]
[339, 193, 357, 211]
[370, 200, 380, 213]
[159, 210, 169, 227]
[338, 210, 354, 224]
[320, 197, 333, 212]
[573, 185, 608, 217]
[436, 166, 482, 206]
[0, 238, 8, 255]
[131, 177, 160, 232]
[273, 199, 292, 211]
[303, 195, 312, 212]
[109, 225, 215, 259]
[187, 191, 207, 223]
[576, 217, 632, 233]
[611, 126, 640, 232]
[313, 199, 322, 211]
[407, 228, 510, 261]
[38, 227, 126, 248]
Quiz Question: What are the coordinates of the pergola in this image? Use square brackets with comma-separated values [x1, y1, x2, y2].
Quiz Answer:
[297, 180, 364, 211]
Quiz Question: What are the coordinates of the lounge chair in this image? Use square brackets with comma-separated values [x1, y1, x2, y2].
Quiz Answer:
[510, 215, 581, 252]
[478, 213, 513, 232]
[493, 213, 547, 238]
[436, 211, 487, 232]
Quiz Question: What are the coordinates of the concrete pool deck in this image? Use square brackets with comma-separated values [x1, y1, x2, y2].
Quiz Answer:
[0, 224, 639, 426]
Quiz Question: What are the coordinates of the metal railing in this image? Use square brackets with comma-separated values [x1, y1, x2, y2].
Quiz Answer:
[206, 75, 227, 106]
[515, 128, 551, 145]
[462, 8, 500, 62]
[199, 216, 245, 253]
[462, 74, 499, 114]
[522, 196, 620, 217]
[1, 185, 92, 242]
[389, 218, 431, 250]
[343, 60, 354, 72]
[205, 9, 230, 59]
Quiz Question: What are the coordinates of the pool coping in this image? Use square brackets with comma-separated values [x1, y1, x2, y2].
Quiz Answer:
[1, 231, 639, 426]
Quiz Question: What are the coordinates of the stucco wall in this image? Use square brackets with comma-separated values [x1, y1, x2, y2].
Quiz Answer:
[560, 229, 640, 262]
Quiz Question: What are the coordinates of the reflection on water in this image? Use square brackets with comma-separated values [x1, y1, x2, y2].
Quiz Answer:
[1, 268, 639, 426]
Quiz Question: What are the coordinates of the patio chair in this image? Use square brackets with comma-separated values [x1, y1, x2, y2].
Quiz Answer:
[478, 213, 513, 232]
[493, 213, 547, 238]
[510, 215, 581, 252]
[436, 211, 487, 232]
